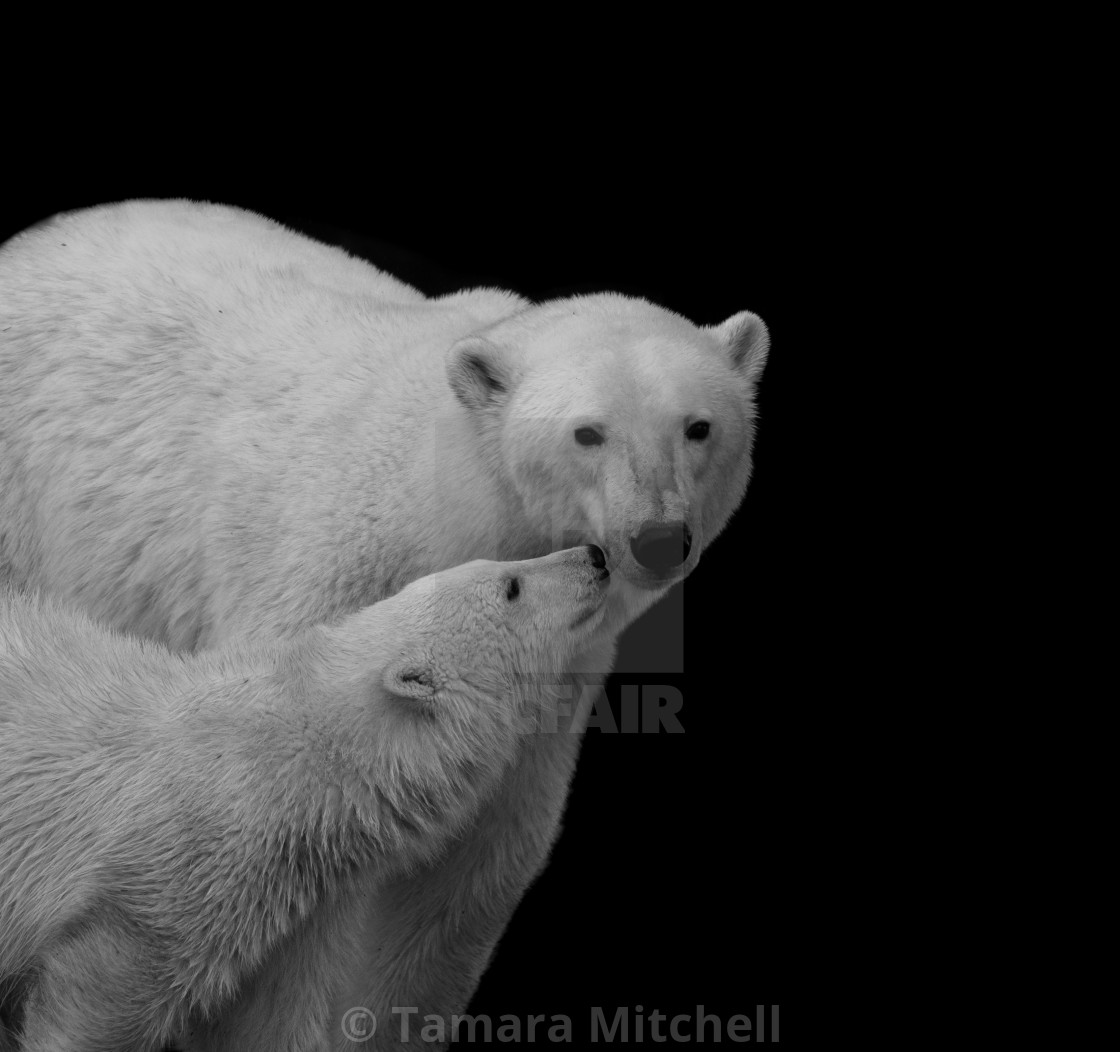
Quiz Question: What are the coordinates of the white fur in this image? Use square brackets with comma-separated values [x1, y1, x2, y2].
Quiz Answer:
[0, 201, 769, 1050]
[0, 550, 607, 1051]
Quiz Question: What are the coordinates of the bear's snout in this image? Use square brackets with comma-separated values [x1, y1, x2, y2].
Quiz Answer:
[629, 522, 692, 573]
[585, 544, 608, 578]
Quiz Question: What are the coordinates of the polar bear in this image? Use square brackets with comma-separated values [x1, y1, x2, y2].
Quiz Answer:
[0, 547, 609, 1052]
[0, 200, 769, 1049]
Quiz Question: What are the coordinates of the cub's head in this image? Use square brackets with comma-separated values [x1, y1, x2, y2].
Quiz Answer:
[447, 294, 768, 621]
[306, 548, 609, 853]
[336, 546, 610, 714]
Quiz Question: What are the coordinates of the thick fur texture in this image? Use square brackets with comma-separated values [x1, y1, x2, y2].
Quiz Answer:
[0, 201, 769, 1050]
[0, 549, 608, 1051]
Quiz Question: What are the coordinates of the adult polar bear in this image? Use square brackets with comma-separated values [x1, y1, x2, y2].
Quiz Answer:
[0, 200, 769, 1049]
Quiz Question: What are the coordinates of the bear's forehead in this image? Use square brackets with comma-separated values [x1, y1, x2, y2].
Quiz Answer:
[525, 335, 732, 416]
[527, 300, 705, 353]
[399, 563, 498, 601]
[524, 302, 723, 374]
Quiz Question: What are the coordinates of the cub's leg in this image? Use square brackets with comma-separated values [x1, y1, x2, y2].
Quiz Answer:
[19, 923, 172, 1052]
[180, 893, 362, 1052]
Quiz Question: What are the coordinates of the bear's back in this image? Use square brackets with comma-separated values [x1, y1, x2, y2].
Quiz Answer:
[0, 589, 189, 740]
[0, 202, 529, 649]
[0, 199, 430, 309]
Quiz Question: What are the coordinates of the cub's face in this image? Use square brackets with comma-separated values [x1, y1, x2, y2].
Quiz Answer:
[448, 296, 768, 625]
[313, 549, 610, 790]
[374, 546, 610, 702]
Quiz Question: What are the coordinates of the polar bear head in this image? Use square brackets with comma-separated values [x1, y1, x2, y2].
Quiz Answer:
[325, 545, 611, 716]
[299, 545, 609, 858]
[447, 294, 768, 620]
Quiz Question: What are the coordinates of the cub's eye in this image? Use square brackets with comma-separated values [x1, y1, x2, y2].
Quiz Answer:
[506, 577, 521, 601]
[686, 421, 711, 441]
[574, 427, 605, 447]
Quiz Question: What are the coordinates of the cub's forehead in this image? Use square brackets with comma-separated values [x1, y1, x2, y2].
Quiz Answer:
[405, 559, 499, 596]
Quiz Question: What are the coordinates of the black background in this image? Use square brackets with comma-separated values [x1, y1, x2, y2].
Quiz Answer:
[2, 165, 848, 1045]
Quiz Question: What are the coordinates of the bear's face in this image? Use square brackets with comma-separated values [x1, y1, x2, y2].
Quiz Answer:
[349, 547, 610, 711]
[308, 548, 608, 788]
[448, 296, 768, 622]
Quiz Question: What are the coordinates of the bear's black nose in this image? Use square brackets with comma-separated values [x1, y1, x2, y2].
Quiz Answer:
[585, 544, 607, 570]
[630, 523, 692, 572]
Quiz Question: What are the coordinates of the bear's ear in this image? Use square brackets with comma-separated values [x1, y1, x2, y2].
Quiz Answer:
[383, 657, 442, 701]
[447, 336, 516, 412]
[711, 311, 770, 385]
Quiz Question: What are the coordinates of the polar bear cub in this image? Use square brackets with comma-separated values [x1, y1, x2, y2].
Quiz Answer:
[0, 546, 609, 1052]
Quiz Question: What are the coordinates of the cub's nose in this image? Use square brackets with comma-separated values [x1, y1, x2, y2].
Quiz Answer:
[585, 544, 609, 578]
[630, 522, 692, 572]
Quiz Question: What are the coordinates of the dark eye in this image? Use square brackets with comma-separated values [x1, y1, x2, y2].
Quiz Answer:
[686, 421, 711, 441]
[506, 577, 521, 601]
[574, 427, 604, 447]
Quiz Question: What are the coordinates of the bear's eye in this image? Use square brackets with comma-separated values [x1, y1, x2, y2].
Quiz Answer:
[686, 421, 711, 441]
[506, 577, 521, 601]
[574, 427, 604, 447]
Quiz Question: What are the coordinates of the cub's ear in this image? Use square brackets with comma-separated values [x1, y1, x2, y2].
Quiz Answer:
[383, 657, 443, 701]
[711, 311, 770, 384]
[447, 336, 517, 411]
